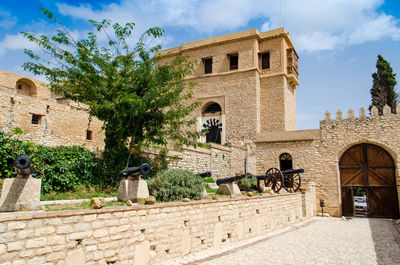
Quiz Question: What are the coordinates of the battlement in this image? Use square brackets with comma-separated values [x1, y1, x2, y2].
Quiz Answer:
[321, 104, 400, 122]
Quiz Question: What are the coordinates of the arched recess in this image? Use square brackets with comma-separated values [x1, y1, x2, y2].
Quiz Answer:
[279, 153, 293, 171]
[15, 78, 37, 97]
[200, 102, 224, 144]
[339, 143, 399, 218]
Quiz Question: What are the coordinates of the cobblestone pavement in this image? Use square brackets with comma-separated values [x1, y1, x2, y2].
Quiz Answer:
[196, 218, 400, 265]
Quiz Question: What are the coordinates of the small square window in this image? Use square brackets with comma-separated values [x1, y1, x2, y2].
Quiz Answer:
[204, 58, 212, 74]
[17, 84, 22, 90]
[229, 53, 238, 70]
[31, 114, 41, 125]
[261, 52, 270, 69]
[86, 130, 93, 140]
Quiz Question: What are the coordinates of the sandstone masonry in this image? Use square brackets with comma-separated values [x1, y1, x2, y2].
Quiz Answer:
[0, 185, 315, 265]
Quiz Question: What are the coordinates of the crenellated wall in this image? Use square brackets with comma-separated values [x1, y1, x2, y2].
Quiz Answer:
[256, 104, 400, 217]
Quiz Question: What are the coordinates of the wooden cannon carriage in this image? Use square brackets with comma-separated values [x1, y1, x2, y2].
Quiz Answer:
[216, 168, 304, 193]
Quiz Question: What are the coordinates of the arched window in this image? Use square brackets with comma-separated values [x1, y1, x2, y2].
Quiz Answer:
[15, 78, 37, 97]
[279, 153, 293, 171]
[202, 102, 222, 115]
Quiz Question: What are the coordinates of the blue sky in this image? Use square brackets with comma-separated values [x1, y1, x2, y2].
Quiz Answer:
[0, 0, 399, 129]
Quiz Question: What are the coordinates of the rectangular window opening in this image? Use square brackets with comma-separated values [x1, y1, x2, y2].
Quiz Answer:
[261, 52, 270, 69]
[204, 58, 212, 74]
[31, 114, 41, 125]
[86, 130, 93, 140]
[229, 53, 238, 70]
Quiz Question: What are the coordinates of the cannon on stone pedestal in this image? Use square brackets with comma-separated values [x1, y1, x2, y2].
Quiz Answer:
[119, 163, 152, 179]
[0, 155, 41, 211]
[117, 163, 152, 202]
[216, 168, 304, 193]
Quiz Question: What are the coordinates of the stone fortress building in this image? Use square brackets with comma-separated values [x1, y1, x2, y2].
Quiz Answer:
[0, 70, 104, 150]
[1, 27, 399, 219]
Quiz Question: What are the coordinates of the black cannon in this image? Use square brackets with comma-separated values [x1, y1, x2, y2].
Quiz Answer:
[216, 167, 303, 193]
[12, 155, 36, 177]
[197, 171, 212, 178]
[119, 163, 152, 178]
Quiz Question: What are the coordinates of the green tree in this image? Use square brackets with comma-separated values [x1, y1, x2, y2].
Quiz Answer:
[21, 8, 200, 175]
[369, 55, 398, 114]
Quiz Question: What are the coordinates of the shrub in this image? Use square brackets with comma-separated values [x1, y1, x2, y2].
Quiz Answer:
[202, 177, 215, 183]
[0, 130, 108, 193]
[239, 177, 257, 191]
[148, 169, 204, 201]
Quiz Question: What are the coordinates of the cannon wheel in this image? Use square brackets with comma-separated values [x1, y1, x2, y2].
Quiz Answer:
[265, 168, 284, 193]
[284, 173, 301, 192]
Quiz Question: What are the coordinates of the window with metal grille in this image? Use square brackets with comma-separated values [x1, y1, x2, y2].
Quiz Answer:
[229, 53, 238, 70]
[204, 58, 212, 74]
[261, 52, 270, 69]
[86, 130, 93, 140]
[31, 114, 41, 125]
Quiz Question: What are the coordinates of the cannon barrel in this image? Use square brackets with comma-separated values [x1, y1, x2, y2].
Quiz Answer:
[13, 155, 32, 176]
[198, 171, 212, 178]
[281, 168, 304, 175]
[216, 174, 248, 185]
[119, 163, 152, 177]
[216, 168, 304, 185]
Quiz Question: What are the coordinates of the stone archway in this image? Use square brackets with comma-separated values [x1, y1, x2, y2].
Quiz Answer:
[15, 78, 37, 97]
[339, 143, 399, 218]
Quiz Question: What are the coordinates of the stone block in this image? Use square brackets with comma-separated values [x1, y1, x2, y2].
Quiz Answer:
[66, 249, 85, 265]
[0, 177, 41, 211]
[117, 179, 149, 202]
[217, 183, 241, 196]
[134, 240, 150, 265]
[90, 197, 105, 209]
[181, 229, 191, 256]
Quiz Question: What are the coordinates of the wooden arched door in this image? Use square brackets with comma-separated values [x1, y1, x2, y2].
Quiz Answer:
[339, 143, 399, 218]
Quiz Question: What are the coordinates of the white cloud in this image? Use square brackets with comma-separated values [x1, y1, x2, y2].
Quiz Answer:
[0, 34, 39, 57]
[51, 0, 400, 53]
[0, 10, 17, 29]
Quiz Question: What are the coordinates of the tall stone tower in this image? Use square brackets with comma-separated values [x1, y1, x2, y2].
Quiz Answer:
[159, 28, 299, 145]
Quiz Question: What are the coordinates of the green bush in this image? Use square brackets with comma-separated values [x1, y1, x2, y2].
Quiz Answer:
[202, 177, 215, 183]
[239, 177, 257, 191]
[0, 130, 108, 193]
[148, 169, 204, 201]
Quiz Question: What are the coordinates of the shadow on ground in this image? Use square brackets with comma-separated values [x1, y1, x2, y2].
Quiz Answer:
[368, 218, 400, 265]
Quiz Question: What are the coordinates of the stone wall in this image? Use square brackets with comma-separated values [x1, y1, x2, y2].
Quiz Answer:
[146, 143, 248, 179]
[0, 71, 104, 151]
[0, 186, 315, 265]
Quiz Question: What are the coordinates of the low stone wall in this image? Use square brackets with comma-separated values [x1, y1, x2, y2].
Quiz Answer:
[0, 184, 315, 265]
[146, 143, 248, 179]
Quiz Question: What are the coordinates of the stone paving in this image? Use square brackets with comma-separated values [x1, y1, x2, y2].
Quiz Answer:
[195, 218, 400, 265]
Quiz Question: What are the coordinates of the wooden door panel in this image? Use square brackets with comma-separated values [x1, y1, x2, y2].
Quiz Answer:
[367, 145, 394, 167]
[341, 187, 354, 216]
[368, 167, 395, 186]
[340, 145, 364, 167]
[341, 168, 365, 186]
[369, 188, 400, 218]
[340, 143, 398, 218]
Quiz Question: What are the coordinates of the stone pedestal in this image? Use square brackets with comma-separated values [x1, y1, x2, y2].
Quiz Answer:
[217, 183, 241, 196]
[117, 178, 149, 202]
[0, 177, 41, 211]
